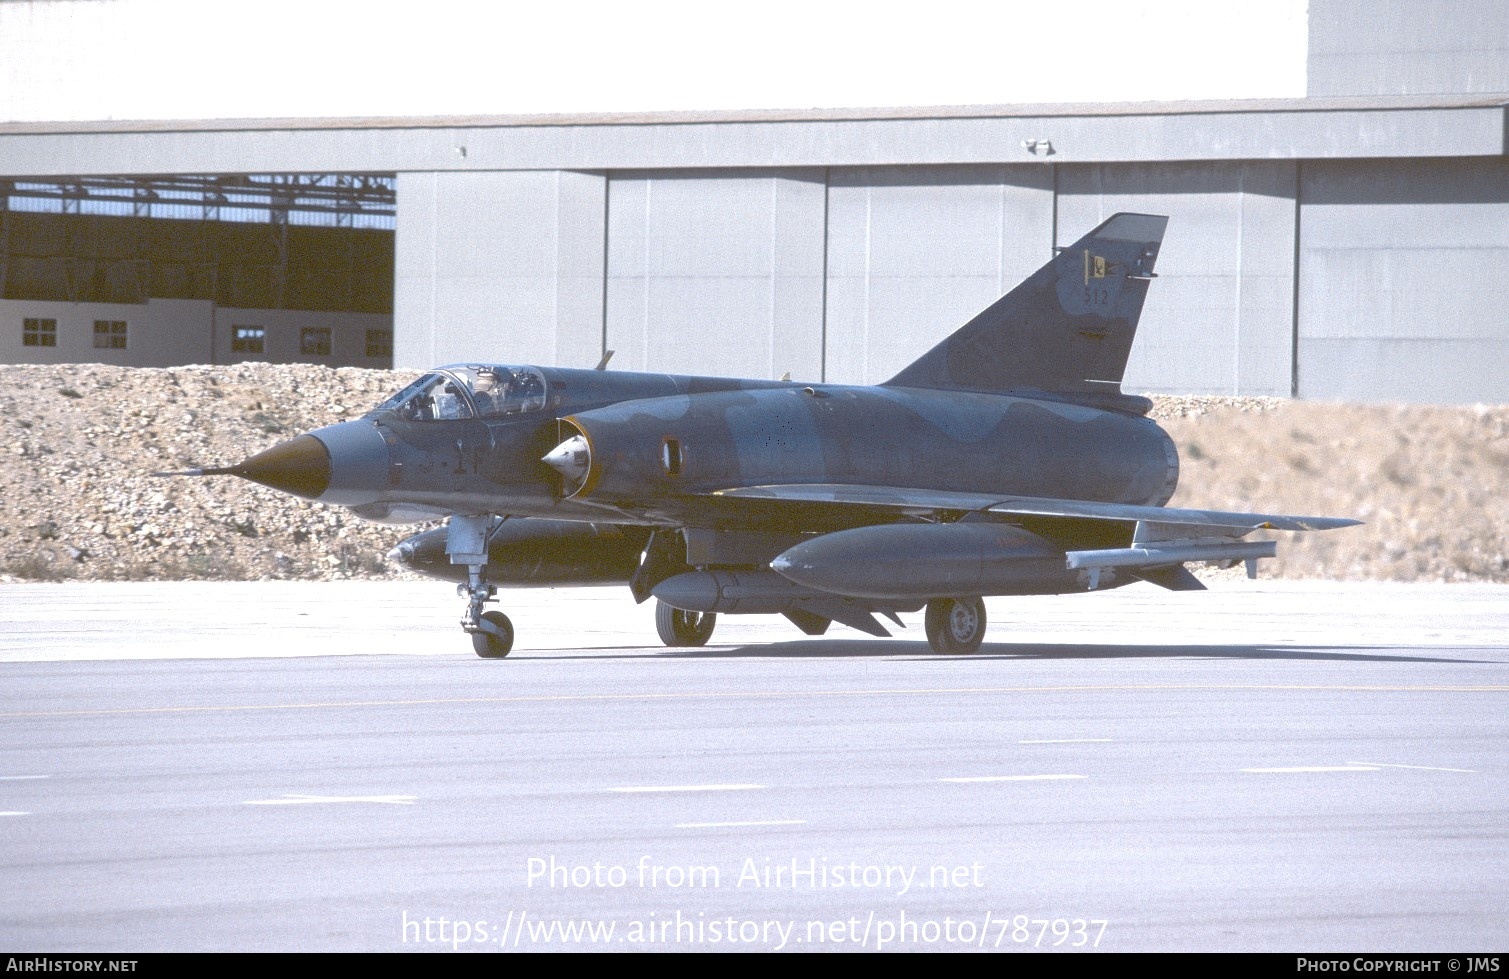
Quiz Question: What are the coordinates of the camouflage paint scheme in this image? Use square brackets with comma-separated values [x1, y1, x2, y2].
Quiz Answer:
[184, 214, 1356, 656]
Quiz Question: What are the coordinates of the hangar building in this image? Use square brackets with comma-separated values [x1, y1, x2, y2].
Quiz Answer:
[0, 0, 1505, 403]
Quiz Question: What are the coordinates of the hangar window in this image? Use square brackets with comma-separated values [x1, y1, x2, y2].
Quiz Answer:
[93, 320, 128, 350]
[23, 318, 57, 347]
[365, 329, 392, 358]
[232, 325, 265, 354]
[300, 327, 332, 357]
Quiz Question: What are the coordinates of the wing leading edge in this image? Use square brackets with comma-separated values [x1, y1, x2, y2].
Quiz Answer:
[709, 483, 1361, 534]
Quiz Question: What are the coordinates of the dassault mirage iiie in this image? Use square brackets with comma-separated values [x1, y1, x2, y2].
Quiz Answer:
[169, 214, 1357, 656]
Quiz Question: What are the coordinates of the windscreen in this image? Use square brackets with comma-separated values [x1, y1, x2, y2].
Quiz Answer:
[376, 366, 548, 421]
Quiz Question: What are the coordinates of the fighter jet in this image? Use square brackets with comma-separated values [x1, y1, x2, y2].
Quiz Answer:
[168, 213, 1357, 656]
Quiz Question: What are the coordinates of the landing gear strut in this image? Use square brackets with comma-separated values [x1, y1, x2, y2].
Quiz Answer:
[655, 600, 717, 647]
[449, 514, 514, 659]
[463, 571, 513, 659]
[924, 596, 986, 654]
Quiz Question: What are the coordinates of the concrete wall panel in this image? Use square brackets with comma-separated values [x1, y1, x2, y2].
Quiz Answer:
[394, 170, 605, 370]
[1309, 0, 1509, 97]
[605, 169, 825, 379]
[823, 166, 1054, 385]
[1301, 338, 1509, 403]
[1056, 162, 1298, 396]
[210, 307, 393, 368]
[0, 298, 391, 369]
[1297, 157, 1509, 402]
[0, 298, 211, 368]
[554, 170, 610, 366]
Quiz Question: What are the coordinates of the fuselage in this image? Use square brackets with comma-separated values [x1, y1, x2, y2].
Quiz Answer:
[261, 363, 1178, 532]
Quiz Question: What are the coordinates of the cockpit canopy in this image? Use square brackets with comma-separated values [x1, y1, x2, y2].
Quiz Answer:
[377, 365, 548, 422]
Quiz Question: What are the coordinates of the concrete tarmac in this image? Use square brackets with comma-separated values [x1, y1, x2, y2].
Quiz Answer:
[1, 579, 1506, 952]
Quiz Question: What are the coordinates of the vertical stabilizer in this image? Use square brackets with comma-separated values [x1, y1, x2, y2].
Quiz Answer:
[884, 213, 1167, 410]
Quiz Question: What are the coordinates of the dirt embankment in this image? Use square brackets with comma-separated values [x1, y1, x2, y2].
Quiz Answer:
[1, 363, 1504, 583]
[1154, 398, 1509, 582]
[0, 363, 412, 582]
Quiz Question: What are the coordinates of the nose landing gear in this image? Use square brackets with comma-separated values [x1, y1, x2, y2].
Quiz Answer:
[471, 608, 514, 659]
[449, 514, 515, 659]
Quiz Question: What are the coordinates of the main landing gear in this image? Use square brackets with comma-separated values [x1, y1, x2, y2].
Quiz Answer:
[656, 600, 717, 647]
[651, 595, 980, 653]
[924, 596, 987, 654]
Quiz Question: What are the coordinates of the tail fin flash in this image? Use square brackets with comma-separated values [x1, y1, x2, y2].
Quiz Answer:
[885, 213, 1167, 410]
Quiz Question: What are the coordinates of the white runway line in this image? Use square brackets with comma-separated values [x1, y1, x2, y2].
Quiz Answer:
[244, 793, 417, 805]
[1241, 765, 1380, 773]
[1348, 761, 1479, 773]
[0, 775, 49, 780]
[0, 811, 28, 816]
[610, 783, 765, 793]
[940, 774, 1087, 783]
[675, 819, 807, 829]
[1019, 738, 1112, 744]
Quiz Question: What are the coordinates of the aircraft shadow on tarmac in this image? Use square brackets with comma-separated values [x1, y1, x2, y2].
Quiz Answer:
[526, 641, 1491, 664]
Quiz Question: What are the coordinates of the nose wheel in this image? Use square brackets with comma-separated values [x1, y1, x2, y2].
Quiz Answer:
[924, 596, 986, 654]
[471, 609, 514, 658]
[460, 570, 515, 658]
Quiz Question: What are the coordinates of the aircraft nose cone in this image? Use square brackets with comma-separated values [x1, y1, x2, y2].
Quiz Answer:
[227, 435, 331, 499]
[214, 420, 390, 504]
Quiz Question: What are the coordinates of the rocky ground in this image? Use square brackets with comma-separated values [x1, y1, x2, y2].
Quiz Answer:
[0, 363, 412, 582]
[1156, 396, 1509, 582]
[0, 363, 1504, 583]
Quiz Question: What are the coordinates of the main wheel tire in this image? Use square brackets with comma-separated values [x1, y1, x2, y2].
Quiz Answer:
[472, 610, 514, 658]
[656, 601, 717, 647]
[924, 597, 986, 654]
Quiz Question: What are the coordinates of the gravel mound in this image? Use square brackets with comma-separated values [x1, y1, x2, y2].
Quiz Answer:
[1, 363, 412, 582]
[1, 363, 1504, 583]
[1157, 399, 1509, 582]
